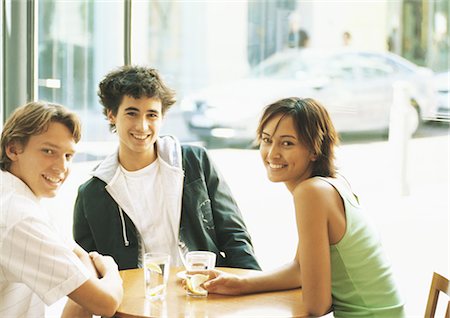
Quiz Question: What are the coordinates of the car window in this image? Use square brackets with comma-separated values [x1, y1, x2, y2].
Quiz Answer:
[360, 56, 394, 78]
[251, 56, 308, 79]
[326, 56, 357, 80]
[352, 53, 413, 78]
[250, 51, 416, 81]
[250, 53, 333, 80]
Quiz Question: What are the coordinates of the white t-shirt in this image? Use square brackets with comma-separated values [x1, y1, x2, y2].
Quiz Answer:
[0, 171, 90, 318]
[120, 158, 177, 261]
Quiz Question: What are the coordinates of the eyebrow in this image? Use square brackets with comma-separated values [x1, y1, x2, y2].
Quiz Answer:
[41, 142, 76, 153]
[280, 135, 297, 139]
[261, 131, 297, 139]
[124, 107, 160, 114]
[41, 142, 60, 149]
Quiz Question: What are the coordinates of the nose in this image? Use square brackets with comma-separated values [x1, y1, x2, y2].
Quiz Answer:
[136, 115, 150, 131]
[53, 155, 69, 173]
[267, 143, 281, 160]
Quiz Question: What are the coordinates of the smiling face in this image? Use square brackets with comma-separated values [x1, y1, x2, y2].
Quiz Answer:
[7, 122, 76, 199]
[259, 114, 316, 192]
[108, 95, 162, 170]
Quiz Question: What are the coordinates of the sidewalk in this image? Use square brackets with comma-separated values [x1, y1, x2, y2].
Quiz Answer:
[44, 134, 449, 317]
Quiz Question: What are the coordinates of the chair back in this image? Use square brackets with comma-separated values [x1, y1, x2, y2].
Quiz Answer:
[425, 272, 450, 318]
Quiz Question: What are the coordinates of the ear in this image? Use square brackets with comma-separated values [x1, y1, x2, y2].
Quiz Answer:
[310, 152, 318, 162]
[5, 141, 23, 162]
[107, 110, 116, 124]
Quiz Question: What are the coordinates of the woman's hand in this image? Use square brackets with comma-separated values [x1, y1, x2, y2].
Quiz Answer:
[201, 269, 246, 296]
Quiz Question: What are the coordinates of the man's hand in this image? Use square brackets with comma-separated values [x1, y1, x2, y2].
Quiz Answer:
[89, 251, 119, 279]
[73, 245, 99, 278]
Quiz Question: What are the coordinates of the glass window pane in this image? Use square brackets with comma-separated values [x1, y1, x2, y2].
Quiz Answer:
[37, 0, 124, 151]
[131, 1, 297, 145]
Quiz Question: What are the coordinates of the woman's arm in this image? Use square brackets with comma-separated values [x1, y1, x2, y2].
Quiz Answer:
[203, 178, 338, 316]
[204, 259, 301, 295]
[293, 179, 340, 316]
[206, 180, 335, 315]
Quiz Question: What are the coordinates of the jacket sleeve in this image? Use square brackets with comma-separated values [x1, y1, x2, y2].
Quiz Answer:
[73, 183, 97, 253]
[199, 148, 261, 270]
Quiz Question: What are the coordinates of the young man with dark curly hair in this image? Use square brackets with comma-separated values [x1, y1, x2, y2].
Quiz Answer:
[73, 66, 260, 271]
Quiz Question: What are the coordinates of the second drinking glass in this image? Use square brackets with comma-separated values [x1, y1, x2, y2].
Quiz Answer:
[185, 251, 216, 297]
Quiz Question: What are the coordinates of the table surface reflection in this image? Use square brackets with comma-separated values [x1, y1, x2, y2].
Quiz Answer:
[115, 267, 308, 318]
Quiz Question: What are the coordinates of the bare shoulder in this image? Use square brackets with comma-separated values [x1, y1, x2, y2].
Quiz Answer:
[292, 178, 342, 220]
[292, 177, 337, 201]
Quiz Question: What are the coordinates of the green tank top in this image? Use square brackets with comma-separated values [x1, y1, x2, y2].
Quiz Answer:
[317, 177, 405, 318]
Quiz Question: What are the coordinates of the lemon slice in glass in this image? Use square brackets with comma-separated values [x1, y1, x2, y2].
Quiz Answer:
[148, 284, 165, 296]
[186, 274, 209, 296]
[146, 262, 162, 274]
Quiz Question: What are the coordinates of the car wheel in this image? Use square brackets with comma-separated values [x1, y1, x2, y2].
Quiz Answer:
[406, 101, 421, 136]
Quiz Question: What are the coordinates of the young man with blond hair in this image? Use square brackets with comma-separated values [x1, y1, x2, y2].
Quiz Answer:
[0, 101, 123, 317]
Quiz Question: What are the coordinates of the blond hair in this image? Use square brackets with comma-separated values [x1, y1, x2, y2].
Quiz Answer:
[0, 101, 81, 171]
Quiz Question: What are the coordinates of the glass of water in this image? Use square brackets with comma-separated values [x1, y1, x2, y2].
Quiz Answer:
[185, 251, 216, 297]
[144, 252, 170, 300]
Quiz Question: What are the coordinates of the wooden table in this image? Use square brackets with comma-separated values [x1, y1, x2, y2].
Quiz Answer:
[115, 267, 308, 318]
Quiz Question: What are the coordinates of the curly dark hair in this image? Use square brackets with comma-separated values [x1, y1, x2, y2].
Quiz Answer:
[98, 65, 176, 132]
[256, 97, 339, 178]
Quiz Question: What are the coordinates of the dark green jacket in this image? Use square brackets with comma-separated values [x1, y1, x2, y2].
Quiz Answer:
[73, 137, 260, 271]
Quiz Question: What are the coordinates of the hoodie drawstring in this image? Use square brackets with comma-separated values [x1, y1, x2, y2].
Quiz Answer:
[118, 206, 130, 246]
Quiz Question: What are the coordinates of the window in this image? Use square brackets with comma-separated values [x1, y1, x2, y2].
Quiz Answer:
[37, 1, 124, 145]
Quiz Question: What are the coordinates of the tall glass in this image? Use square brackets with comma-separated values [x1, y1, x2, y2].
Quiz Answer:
[185, 251, 216, 297]
[144, 252, 170, 300]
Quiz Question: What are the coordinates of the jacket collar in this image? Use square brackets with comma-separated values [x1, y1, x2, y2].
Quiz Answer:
[91, 135, 183, 183]
[89, 135, 185, 266]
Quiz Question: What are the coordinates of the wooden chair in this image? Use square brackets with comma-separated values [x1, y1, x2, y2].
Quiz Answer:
[425, 272, 450, 318]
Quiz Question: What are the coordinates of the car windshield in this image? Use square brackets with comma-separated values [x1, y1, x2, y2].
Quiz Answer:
[249, 51, 355, 81]
[249, 50, 416, 81]
[249, 53, 324, 80]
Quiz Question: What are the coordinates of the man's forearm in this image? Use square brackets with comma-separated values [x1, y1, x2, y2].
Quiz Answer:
[61, 299, 92, 318]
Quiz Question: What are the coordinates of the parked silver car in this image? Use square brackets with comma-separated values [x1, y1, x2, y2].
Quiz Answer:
[432, 71, 449, 121]
[181, 49, 436, 145]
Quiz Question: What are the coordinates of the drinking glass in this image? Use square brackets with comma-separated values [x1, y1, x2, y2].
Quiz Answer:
[185, 251, 216, 297]
[144, 252, 170, 300]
